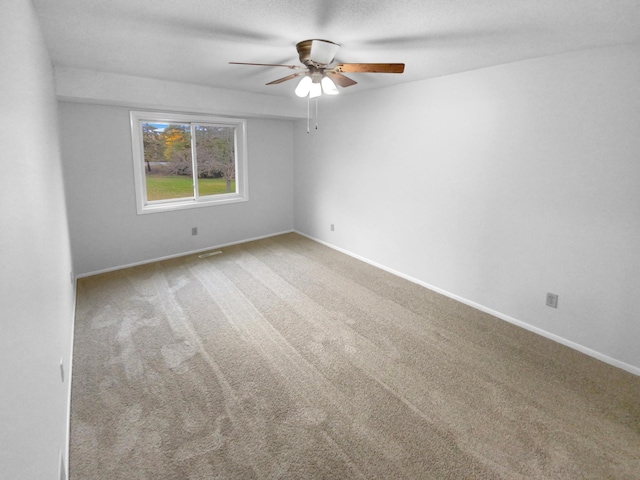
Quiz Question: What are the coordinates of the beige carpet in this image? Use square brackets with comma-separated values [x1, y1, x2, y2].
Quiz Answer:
[70, 233, 640, 479]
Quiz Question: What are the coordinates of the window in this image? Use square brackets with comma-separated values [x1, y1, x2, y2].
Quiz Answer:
[130, 111, 248, 214]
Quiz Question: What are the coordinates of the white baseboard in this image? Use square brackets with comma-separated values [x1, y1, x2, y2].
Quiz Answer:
[76, 230, 294, 279]
[295, 231, 640, 377]
[64, 273, 77, 480]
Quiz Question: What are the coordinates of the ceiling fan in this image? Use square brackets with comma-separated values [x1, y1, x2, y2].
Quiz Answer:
[229, 39, 405, 98]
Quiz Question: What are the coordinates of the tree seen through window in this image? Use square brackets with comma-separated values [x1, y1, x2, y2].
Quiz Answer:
[141, 122, 236, 202]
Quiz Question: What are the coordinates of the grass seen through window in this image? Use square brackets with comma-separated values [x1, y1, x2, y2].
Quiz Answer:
[146, 176, 236, 201]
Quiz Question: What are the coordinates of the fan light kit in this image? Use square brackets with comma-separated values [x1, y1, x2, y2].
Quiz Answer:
[230, 39, 405, 130]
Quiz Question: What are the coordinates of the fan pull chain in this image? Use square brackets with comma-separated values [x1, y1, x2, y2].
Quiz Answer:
[305, 96, 320, 133]
[306, 95, 310, 133]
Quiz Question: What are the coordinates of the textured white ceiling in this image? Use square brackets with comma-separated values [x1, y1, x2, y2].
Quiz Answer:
[33, 0, 640, 97]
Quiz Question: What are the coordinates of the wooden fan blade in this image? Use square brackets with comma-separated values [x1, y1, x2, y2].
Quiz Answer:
[326, 72, 357, 87]
[266, 73, 305, 85]
[335, 63, 405, 73]
[229, 62, 303, 70]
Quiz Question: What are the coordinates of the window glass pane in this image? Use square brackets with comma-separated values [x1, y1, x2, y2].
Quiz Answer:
[142, 122, 193, 201]
[195, 124, 236, 196]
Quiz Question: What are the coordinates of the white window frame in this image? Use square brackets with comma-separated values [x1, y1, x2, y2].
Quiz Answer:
[130, 111, 248, 215]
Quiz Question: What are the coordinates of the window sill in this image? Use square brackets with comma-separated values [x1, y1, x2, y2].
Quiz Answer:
[137, 194, 248, 215]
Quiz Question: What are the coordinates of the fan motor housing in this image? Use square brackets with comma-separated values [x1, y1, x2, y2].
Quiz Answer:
[296, 39, 340, 67]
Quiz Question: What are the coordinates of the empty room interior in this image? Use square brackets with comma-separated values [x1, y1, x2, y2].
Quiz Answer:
[2, 1, 640, 479]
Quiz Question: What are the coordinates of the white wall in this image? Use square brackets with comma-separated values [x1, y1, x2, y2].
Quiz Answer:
[60, 102, 294, 275]
[0, 1, 75, 478]
[294, 43, 640, 374]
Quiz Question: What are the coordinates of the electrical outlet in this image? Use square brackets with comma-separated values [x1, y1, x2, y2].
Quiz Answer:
[331, 224, 334, 231]
[192, 227, 198, 236]
[546, 293, 559, 308]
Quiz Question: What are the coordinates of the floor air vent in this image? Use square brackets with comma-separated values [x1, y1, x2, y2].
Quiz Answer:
[198, 250, 222, 259]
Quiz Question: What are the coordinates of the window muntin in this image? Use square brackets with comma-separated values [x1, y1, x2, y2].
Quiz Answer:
[130, 112, 247, 214]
